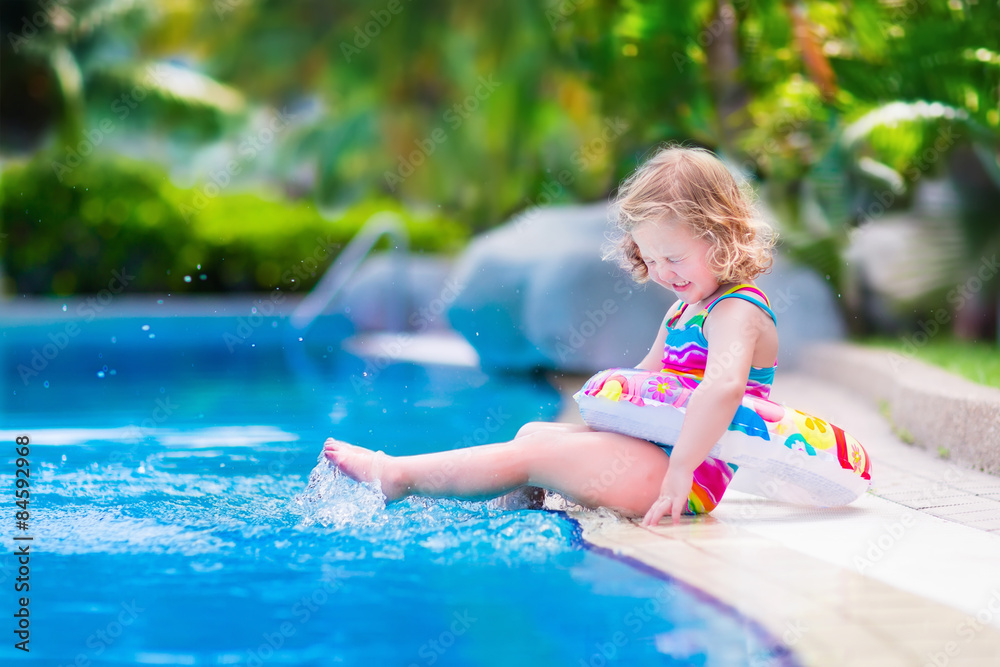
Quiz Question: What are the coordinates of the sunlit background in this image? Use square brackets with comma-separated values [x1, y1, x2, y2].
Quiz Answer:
[1, 0, 998, 351]
[1, 5, 1000, 664]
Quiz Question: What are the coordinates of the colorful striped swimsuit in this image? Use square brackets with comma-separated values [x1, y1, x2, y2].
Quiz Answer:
[661, 284, 778, 514]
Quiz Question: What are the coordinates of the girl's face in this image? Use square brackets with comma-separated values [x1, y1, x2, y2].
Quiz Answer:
[632, 221, 722, 304]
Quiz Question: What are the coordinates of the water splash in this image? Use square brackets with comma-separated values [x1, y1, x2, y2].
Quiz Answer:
[294, 455, 387, 530]
[291, 454, 575, 564]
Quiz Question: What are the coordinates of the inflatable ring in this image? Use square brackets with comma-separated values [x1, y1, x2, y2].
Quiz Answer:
[574, 368, 873, 507]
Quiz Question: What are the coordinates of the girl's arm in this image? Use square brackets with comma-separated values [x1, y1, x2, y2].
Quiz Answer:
[640, 298, 772, 526]
[634, 302, 679, 371]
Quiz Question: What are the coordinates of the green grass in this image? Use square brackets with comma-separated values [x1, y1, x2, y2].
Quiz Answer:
[863, 337, 1000, 390]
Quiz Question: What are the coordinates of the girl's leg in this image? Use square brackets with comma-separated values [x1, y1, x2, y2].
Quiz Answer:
[324, 428, 671, 518]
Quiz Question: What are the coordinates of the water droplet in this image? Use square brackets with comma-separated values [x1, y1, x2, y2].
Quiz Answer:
[141, 325, 150, 331]
[97, 371, 105, 378]
[110, 370, 117, 376]
[157, 299, 164, 305]
[111, 336, 117, 343]
[184, 275, 192, 283]
[137, 464, 146, 474]
[197, 264, 202, 270]
[43, 381, 50, 388]
[251, 307, 258, 314]
[298, 337, 303, 342]
[149, 333, 155, 339]
[62, 304, 67, 312]
[199, 274, 207, 280]
[61, 454, 67, 462]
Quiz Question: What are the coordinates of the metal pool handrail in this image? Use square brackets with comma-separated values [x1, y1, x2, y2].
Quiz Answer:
[289, 211, 409, 333]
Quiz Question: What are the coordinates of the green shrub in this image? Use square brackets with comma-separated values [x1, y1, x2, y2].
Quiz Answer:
[0, 156, 468, 295]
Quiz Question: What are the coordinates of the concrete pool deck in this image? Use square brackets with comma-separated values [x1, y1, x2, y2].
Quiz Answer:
[547, 360, 1000, 666]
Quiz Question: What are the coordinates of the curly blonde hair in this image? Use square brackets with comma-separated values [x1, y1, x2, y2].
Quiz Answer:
[606, 145, 775, 284]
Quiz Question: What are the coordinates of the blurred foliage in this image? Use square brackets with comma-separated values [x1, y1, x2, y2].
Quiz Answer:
[0, 0, 998, 341]
[0, 156, 467, 295]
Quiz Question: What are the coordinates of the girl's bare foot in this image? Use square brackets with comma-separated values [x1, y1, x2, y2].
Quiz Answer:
[323, 438, 406, 500]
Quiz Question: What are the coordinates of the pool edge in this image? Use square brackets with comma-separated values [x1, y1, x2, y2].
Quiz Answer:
[546, 371, 1000, 667]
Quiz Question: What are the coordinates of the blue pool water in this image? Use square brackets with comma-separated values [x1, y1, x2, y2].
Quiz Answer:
[0, 307, 794, 666]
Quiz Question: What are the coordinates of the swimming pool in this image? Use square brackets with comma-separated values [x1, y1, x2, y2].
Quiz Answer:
[0, 303, 794, 666]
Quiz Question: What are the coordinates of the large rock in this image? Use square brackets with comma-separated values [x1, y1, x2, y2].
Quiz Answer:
[447, 202, 845, 373]
[446, 204, 673, 373]
[336, 254, 456, 332]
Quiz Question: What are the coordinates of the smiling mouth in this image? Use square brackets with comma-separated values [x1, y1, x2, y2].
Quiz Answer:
[672, 281, 690, 290]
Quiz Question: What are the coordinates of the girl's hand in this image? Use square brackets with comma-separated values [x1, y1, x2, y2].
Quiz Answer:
[641, 467, 694, 527]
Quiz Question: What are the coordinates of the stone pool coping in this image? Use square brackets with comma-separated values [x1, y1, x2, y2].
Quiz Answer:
[547, 369, 1000, 666]
[798, 342, 1000, 476]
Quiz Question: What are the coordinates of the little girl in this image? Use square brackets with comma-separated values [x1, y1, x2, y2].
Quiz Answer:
[325, 146, 777, 526]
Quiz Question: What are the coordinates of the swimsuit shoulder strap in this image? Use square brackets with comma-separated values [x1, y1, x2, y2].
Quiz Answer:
[666, 301, 690, 328]
[705, 284, 777, 325]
